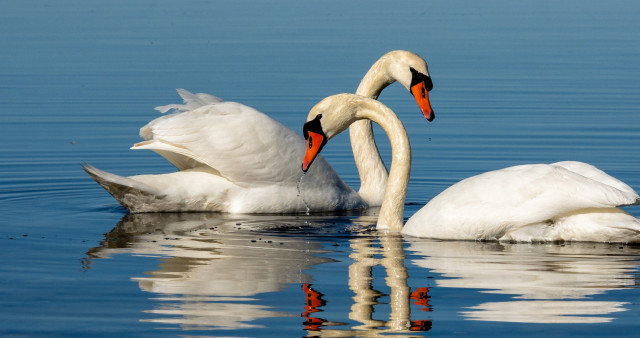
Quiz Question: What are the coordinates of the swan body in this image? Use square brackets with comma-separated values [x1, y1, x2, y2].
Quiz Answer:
[83, 99, 361, 213]
[403, 162, 640, 241]
[84, 51, 434, 213]
[302, 94, 640, 243]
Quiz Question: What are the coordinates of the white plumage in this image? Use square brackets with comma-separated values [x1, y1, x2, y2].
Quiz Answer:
[302, 94, 640, 242]
[84, 90, 361, 213]
[84, 51, 434, 213]
[403, 161, 640, 242]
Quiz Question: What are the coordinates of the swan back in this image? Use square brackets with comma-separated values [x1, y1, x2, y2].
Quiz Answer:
[403, 163, 640, 240]
[551, 161, 638, 197]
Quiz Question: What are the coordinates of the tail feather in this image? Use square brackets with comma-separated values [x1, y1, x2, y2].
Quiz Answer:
[82, 163, 166, 212]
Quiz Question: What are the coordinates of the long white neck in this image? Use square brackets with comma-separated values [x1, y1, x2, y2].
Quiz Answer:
[354, 98, 411, 231]
[350, 55, 398, 206]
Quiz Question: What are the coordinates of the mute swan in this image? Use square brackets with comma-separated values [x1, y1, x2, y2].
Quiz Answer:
[84, 50, 434, 213]
[302, 94, 640, 242]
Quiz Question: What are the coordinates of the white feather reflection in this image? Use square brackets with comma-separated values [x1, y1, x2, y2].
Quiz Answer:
[406, 240, 640, 323]
[462, 301, 627, 324]
[86, 212, 358, 331]
[85, 211, 434, 334]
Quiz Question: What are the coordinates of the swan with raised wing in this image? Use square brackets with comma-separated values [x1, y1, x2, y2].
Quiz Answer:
[301, 94, 640, 242]
[84, 51, 434, 213]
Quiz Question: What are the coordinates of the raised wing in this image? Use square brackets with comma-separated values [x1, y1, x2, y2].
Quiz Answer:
[133, 99, 310, 187]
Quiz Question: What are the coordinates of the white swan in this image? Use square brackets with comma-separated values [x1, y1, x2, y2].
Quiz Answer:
[84, 50, 434, 213]
[301, 94, 640, 242]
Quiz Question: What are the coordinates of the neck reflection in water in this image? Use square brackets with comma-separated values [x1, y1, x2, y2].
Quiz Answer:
[84, 212, 640, 334]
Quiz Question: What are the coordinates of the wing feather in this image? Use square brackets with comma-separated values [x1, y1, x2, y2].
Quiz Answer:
[133, 97, 307, 187]
[405, 163, 639, 239]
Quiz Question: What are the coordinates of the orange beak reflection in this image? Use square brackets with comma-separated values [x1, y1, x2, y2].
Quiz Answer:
[302, 131, 326, 172]
[411, 82, 435, 121]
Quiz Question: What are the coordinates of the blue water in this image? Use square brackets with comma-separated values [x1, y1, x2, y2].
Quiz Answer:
[1, 0, 640, 336]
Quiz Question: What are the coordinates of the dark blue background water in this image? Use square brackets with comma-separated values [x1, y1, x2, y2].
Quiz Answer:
[1, 0, 639, 336]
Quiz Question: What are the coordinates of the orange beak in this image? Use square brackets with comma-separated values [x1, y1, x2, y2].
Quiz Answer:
[411, 82, 435, 121]
[302, 131, 326, 172]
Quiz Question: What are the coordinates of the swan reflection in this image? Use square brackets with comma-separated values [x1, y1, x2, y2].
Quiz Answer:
[297, 233, 433, 336]
[85, 212, 433, 334]
[87, 212, 344, 330]
[407, 240, 640, 323]
[85, 213, 640, 332]
[346, 235, 432, 334]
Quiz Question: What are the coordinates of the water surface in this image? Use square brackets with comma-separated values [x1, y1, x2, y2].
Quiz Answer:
[1, 0, 640, 336]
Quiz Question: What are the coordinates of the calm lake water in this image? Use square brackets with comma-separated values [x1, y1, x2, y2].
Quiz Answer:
[2, 0, 640, 336]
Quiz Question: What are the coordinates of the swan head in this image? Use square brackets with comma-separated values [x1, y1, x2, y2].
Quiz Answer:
[302, 94, 379, 172]
[409, 66, 435, 122]
[376, 50, 435, 121]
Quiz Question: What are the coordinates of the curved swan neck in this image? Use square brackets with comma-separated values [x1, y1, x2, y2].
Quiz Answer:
[355, 53, 397, 98]
[354, 99, 411, 231]
[349, 53, 402, 206]
[349, 120, 387, 206]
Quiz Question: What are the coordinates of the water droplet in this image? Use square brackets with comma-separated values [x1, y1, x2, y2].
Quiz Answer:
[297, 173, 310, 215]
